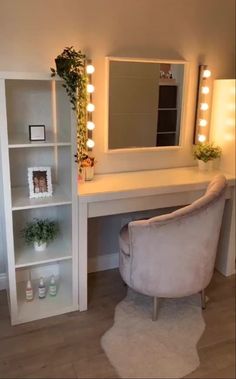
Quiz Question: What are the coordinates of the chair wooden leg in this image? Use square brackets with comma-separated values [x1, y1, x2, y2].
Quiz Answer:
[201, 289, 206, 310]
[152, 297, 158, 321]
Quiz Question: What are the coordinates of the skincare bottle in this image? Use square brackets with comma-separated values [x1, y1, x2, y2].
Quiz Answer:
[49, 275, 57, 296]
[38, 277, 46, 299]
[25, 279, 33, 301]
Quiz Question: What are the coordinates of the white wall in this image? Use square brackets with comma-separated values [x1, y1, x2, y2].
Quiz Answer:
[0, 0, 235, 273]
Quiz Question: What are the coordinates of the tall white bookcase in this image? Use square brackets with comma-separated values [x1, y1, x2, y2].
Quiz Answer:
[0, 72, 79, 325]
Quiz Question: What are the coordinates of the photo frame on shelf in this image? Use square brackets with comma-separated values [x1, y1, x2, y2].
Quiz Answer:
[29, 125, 46, 141]
[28, 167, 53, 199]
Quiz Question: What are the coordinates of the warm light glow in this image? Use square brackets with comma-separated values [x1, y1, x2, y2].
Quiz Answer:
[86, 103, 95, 112]
[200, 103, 209, 111]
[86, 138, 95, 148]
[86, 65, 95, 74]
[201, 86, 210, 94]
[87, 121, 95, 130]
[199, 119, 207, 127]
[198, 134, 206, 142]
[203, 69, 211, 78]
[87, 84, 95, 93]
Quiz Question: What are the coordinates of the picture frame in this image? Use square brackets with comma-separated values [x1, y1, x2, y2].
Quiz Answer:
[28, 167, 53, 199]
[29, 125, 46, 141]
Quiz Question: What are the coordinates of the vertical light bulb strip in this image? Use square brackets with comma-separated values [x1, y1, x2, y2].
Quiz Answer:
[194, 65, 212, 144]
[86, 60, 95, 151]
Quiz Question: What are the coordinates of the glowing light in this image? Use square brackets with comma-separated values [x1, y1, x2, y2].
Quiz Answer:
[87, 84, 95, 93]
[87, 103, 95, 112]
[87, 121, 95, 130]
[198, 134, 206, 142]
[199, 119, 207, 127]
[203, 69, 211, 78]
[86, 65, 95, 74]
[86, 139, 95, 148]
[200, 103, 209, 111]
[201, 86, 210, 94]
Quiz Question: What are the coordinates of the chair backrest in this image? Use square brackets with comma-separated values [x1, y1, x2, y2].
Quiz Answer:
[128, 175, 227, 298]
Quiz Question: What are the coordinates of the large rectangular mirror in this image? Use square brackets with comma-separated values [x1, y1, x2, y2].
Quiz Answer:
[107, 57, 187, 151]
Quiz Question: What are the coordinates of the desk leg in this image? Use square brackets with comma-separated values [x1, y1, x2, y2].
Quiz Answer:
[216, 190, 235, 276]
[78, 202, 88, 311]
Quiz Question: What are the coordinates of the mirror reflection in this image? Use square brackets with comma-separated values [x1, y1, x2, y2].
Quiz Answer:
[108, 59, 185, 150]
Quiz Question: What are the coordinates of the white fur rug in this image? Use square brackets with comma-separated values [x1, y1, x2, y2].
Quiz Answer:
[101, 290, 205, 378]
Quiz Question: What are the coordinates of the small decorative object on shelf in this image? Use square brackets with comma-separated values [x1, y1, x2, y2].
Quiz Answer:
[25, 275, 34, 302]
[38, 277, 46, 299]
[21, 218, 59, 252]
[193, 142, 222, 171]
[29, 125, 46, 142]
[28, 167, 53, 199]
[49, 275, 57, 296]
[81, 154, 96, 181]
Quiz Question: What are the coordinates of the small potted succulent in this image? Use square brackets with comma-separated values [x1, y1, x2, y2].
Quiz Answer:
[81, 154, 96, 181]
[22, 218, 59, 252]
[193, 142, 222, 171]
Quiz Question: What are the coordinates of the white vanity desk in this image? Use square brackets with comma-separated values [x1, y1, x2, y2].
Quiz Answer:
[78, 167, 235, 311]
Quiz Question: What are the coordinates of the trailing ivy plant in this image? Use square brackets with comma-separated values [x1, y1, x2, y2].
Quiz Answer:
[50, 46, 88, 170]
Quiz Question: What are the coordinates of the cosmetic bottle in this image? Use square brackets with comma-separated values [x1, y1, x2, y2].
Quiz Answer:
[49, 275, 57, 296]
[38, 277, 46, 299]
[25, 279, 33, 301]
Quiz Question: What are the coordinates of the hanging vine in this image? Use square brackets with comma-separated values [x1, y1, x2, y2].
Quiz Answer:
[50, 46, 88, 170]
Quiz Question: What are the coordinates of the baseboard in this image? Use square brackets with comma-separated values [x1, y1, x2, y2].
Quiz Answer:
[88, 253, 119, 273]
[0, 273, 7, 290]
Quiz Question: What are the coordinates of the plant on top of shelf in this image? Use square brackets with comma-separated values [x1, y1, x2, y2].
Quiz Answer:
[193, 142, 222, 163]
[21, 218, 59, 252]
[50, 46, 88, 170]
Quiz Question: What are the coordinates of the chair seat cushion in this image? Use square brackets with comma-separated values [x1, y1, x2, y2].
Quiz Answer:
[119, 224, 130, 256]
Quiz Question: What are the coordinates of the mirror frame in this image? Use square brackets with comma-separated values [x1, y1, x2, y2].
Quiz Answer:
[105, 56, 189, 153]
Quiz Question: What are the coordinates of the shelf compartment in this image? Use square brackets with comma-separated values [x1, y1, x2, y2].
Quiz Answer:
[12, 185, 72, 210]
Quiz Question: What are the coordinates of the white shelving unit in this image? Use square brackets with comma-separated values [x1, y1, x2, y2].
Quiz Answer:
[0, 72, 79, 325]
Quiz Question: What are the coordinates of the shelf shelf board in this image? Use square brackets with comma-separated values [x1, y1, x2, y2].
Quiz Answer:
[15, 239, 72, 268]
[12, 186, 72, 211]
[15, 277, 77, 324]
[8, 133, 71, 148]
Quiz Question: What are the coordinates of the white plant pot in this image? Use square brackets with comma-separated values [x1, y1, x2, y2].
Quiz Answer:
[85, 166, 94, 181]
[198, 160, 213, 171]
[34, 241, 47, 252]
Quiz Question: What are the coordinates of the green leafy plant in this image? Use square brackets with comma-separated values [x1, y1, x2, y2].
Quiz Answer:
[193, 142, 222, 163]
[21, 218, 59, 245]
[50, 46, 88, 170]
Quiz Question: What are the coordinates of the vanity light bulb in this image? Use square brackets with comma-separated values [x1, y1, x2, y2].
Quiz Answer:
[86, 139, 95, 148]
[87, 103, 95, 112]
[201, 86, 210, 94]
[198, 134, 206, 143]
[87, 121, 95, 130]
[199, 119, 207, 127]
[200, 103, 209, 111]
[87, 84, 95, 93]
[203, 69, 211, 78]
[86, 65, 95, 74]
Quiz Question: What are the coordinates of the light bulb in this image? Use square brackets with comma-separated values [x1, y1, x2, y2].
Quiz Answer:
[200, 103, 209, 111]
[198, 134, 206, 142]
[87, 121, 95, 130]
[202, 69, 211, 78]
[86, 139, 95, 148]
[87, 84, 95, 93]
[87, 103, 95, 112]
[86, 65, 95, 74]
[201, 86, 210, 94]
[199, 119, 207, 127]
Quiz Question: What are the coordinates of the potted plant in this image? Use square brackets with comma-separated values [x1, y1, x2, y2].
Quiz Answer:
[22, 218, 59, 252]
[50, 47, 88, 170]
[193, 142, 222, 171]
[81, 154, 96, 181]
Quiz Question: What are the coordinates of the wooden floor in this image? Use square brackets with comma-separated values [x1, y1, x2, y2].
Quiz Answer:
[0, 270, 235, 379]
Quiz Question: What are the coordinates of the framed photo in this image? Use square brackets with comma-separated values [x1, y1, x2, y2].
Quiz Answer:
[28, 167, 53, 199]
[29, 125, 46, 141]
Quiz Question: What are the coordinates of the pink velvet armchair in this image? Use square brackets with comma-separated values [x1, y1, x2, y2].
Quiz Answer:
[119, 175, 227, 320]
